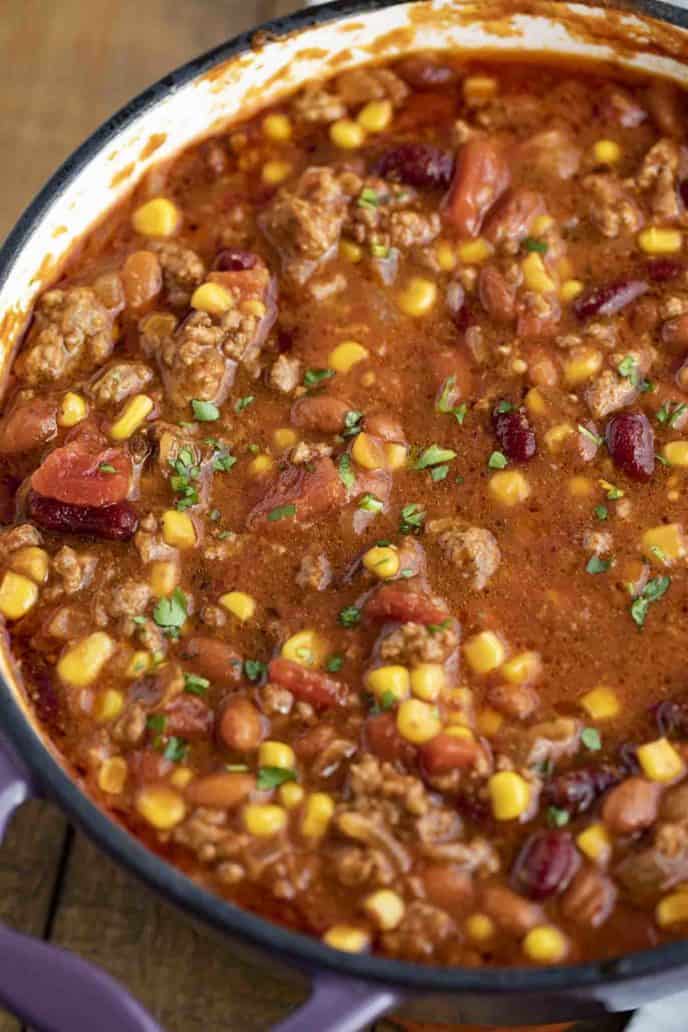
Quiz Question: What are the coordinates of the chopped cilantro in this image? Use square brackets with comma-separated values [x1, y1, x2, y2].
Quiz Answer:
[656, 453, 669, 467]
[257, 766, 297, 790]
[304, 368, 335, 388]
[428, 618, 451, 635]
[338, 605, 361, 628]
[522, 237, 548, 254]
[358, 187, 380, 209]
[169, 448, 200, 511]
[578, 424, 603, 447]
[358, 493, 383, 513]
[436, 376, 457, 413]
[146, 714, 166, 735]
[209, 508, 221, 521]
[581, 727, 602, 752]
[243, 659, 267, 682]
[342, 410, 363, 438]
[132, 615, 146, 626]
[547, 805, 570, 828]
[267, 503, 296, 522]
[601, 480, 624, 500]
[495, 400, 513, 413]
[234, 395, 255, 413]
[379, 690, 397, 711]
[152, 588, 188, 638]
[657, 401, 688, 428]
[98, 463, 116, 474]
[325, 654, 343, 673]
[338, 453, 355, 490]
[594, 505, 609, 522]
[488, 451, 508, 470]
[415, 444, 457, 470]
[191, 399, 219, 422]
[586, 555, 611, 575]
[370, 242, 389, 259]
[649, 544, 668, 564]
[212, 448, 237, 473]
[453, 403, 468, 425]
[163, 737, 188, 763]
[399, 502, 426, 535]
[631, 575, 671, 628]
[430, 464, 449, 482]
[184, 672, 210, 696]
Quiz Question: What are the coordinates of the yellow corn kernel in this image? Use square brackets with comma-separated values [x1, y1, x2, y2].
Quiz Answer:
[656, 891, 688, 928]
[363, 545, 400, 580]
[339, 239, 363, 263]
[57, 391, 88, 428]
[126, 650, 152, 679]
[398, 277, 437, 317]
[568, 475, 594, 498]
[150, 560, 178, 597]
[445, 724, 475, 741]
[637, 737, 685, 783]
[262, 159, 292, 185]
[523, 925, 568, 964]
[243, 803, 287, 837]
[488, 771, 531, 820]
[98, 757, 128, 795]
[220, 590, 256, 623]
[282, 628, 328, 669]
[240, 298, 266, 318]
[301, 792, 335, 840]
[580, 686, 620, 721]
[132, 197, 180, 238]
[512, 358, 528, 375]
[477, 706, 504, 736]
[564, 347, 603, 386]
[544, 423, 574, 452]
[248, 453, 275, 477]
[259, 740, 295, 770]
[457, 238, 493, 265]
[664, 441, 688, 468]
[642, 523, 686, 563]
[279, 782, 304, 809]
[560, 279, 584, 303]
[10, 546, 49, 585]
[592, 139, 622, 164]
[464, 631, 505, 674]
[57, 632, 114, 687]
[384, 442, 407, 470]
[109, 393, 154, 441]
[351, 431, 386, 470]
[363, 889, 405, 930]
[410, 663, 446, 702]
[463, 75, 498, 104]
[532, 214, 554, 236]
[361, 370, 376, 387]
[170, 766, 194, 789]
[328, 340, 369, 373]
[262, 112, 292, 141]
[323, 925, 370, 952]
[366, 664, 410, 703]
[161, 510, 196, 550]
[396, 698, 441, 744]
[576, 822, 612, 865]
[525, 388, 546, 416]
[190, 281, 234, 316]
[522, 252, 555, 294]
[488, 470, 531, 507]
[466, 913, 495, 943]
[357, 99, 393, 133]
[638, 226, 683, 255]
[93, 689, 124, 723]
[273, 427, 297, 450]
[136, 785, 186, 830]
[501, 650, 541, 685]
[329, 118, 365, 149]
[436, 240, 457, 272]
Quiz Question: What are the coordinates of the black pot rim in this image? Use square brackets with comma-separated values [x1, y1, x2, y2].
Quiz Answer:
[2, 0, 688, 998]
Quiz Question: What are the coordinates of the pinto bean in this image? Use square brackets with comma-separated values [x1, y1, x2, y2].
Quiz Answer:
[602, 777, 661, 835]
[218, 697, 264, 752]
[423, 863, 474, 911]
[290, 395, 350, 434]
[660, 782, 688, 822]
[186, 772, 255, 809]
[444, 138, 510, 237]
[364, 586, 449, 625]
[179, 636, 241, 688]
[421, 733, 481, 776]
[561, 866, 617, 928]
[364, 411, 406, 442]
[268, 657, 345, 707]
[481, 883, 543, 937]
[121, 251, 163, 309]
[479, 266, 516, 323]
[484, 188, 545, 248]
[0, 397, 57, 455]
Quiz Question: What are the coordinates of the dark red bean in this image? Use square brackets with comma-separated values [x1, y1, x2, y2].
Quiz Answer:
[605, 411, 655, 481]
[646, 258, 685, 283]
[213, 249, 257, 272]
[573, 279, 648, 321]
[543, 765, 622, 816]
[618, 742, 641, 775]
[511, 830, 580, 901]
[163, 695, 214, 739]
[374, 143, 454, 190]
[268, 657, 346, 708]
[653, 698, 688, 738]
[364, 586, 450, 625]
[0, 474, 19, 524]
[492, 405, 536, 462]
[26, 491, 139, 541]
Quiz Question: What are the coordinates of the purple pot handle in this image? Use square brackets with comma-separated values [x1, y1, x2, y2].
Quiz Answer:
[271, 971, 403, 1032]
[0, 736, 164, 1032]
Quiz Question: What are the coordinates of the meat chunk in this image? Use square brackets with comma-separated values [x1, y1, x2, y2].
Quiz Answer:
[561, 866, 617, 928]
[16, 287, 117, 385]
[335, 66, 409, 108]
[269, 354, 301, 394]
[247, 456, 346, 529]
[151, 241, 205, 307]
[427, 519, 501, 591]
[104, 578, 152, 619]
[51, 546, 98, 596]
[616, 821, 688, 903]
[260, 167, 354, 284]
[520, 129, 581, 181]
[296, 553, 332, 591]
[379, 621, 458, 665]
[381, 901, 454, 961]
[290, 86, 346, 124]
[637, 139, 685, 221]
[346, 178, 440, 252]
[89, 362, 154, 406]
[585, 369, 639, 420]
[583, 174, 644, 239]
[1, 524, 43, 552]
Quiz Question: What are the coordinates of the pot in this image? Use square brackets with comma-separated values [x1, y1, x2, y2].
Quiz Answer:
[1, 2, 688, 1029]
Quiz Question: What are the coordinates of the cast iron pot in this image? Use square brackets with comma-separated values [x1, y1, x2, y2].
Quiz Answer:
[1, 2, 688, 1029]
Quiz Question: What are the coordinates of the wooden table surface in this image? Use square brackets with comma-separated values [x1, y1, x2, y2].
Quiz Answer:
[0, 4, 628, 1030]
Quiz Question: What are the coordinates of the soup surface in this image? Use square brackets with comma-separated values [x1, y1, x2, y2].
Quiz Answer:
[4, 52, 688, 967]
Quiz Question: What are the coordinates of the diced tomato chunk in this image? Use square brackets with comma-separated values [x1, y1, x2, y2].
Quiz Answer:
[247, 457, 346, 529]
[444, 139, 510, 237]
[268, 657, 345, 708]
[31, 423, 131, 506]
[364, 711, 418, 765]
[364, 585, 449, 626]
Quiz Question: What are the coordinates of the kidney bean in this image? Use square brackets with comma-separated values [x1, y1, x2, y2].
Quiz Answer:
[27, 491, 139, 541]
[481, 883, 543, 937]
[573, 279, 648, 321]
[291, 395, 351, 434]
[654, 698, 688, 739]
[0, 398, 57, 455]
[268, 657, 345, 708]
[121, 250, 162, 309]
[423, 864, 474, 911]
[364, 585, 449, 625]
[487, 682, 539, 720]
[186, 772, 255, 809]
[543, 764, 622, 816]
[561, 866, 617, 928]
[374, 143, 454, 190]
[511, 830, 580, 900]
[602, 777, 661, 835]
[444, 138, 510, 237]
[660, 782, 688, 822]
[364, 711, 417, 765]
[646, 258, 685, 283]
[218, 697, 264, 752]
[484, 188, 546, 248]
[364, 412, 406, 443]
[421, 733, 480, 776]
[605, 411, 655, 481]
[179, 636, 242, 688]
[0, 475, 19, 525]
[163, 695, 214, 739]
[213, 249, 257, 271]
[492, 405, 536, 462]
[479, 267, 516, 323]
[294, 724, 336, 761]
[395, 56, 458, 89]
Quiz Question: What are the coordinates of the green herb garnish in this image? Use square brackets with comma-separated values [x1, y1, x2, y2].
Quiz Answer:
[191, 399, 220, 422]
[358, 187, 380, 209]
[594, 505, 609, 522]
[342, 410, 363, 438]
[430, 464, 449, 481]
[326, 655, 343, 673]
[630, 575, 671, 628]
[267, 503, 296, 522]
[243, 659, 267, 682]
[257, 766, 297, 790]
[586, 555, 611, 575]
[358, 493, 384, 513]
[234, 395, 255, 413]
[152, 588, 188, 638]
[98, 463, 116, 474]
[522, 237, 548, 254]
[578, 424, 603, 447]
[184, 673, 210, 696]
[488, 451, 508, 470]
[547, 806, 570, 828]
[399, 502, 426, 535]
[304, 368, 335, 388]
[415, 444, 457, 470]
[338, 605, 361, 628]
[163, 737, 188, 763]
[338, 453, 355, 490]
[581, 727, 602, 752]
